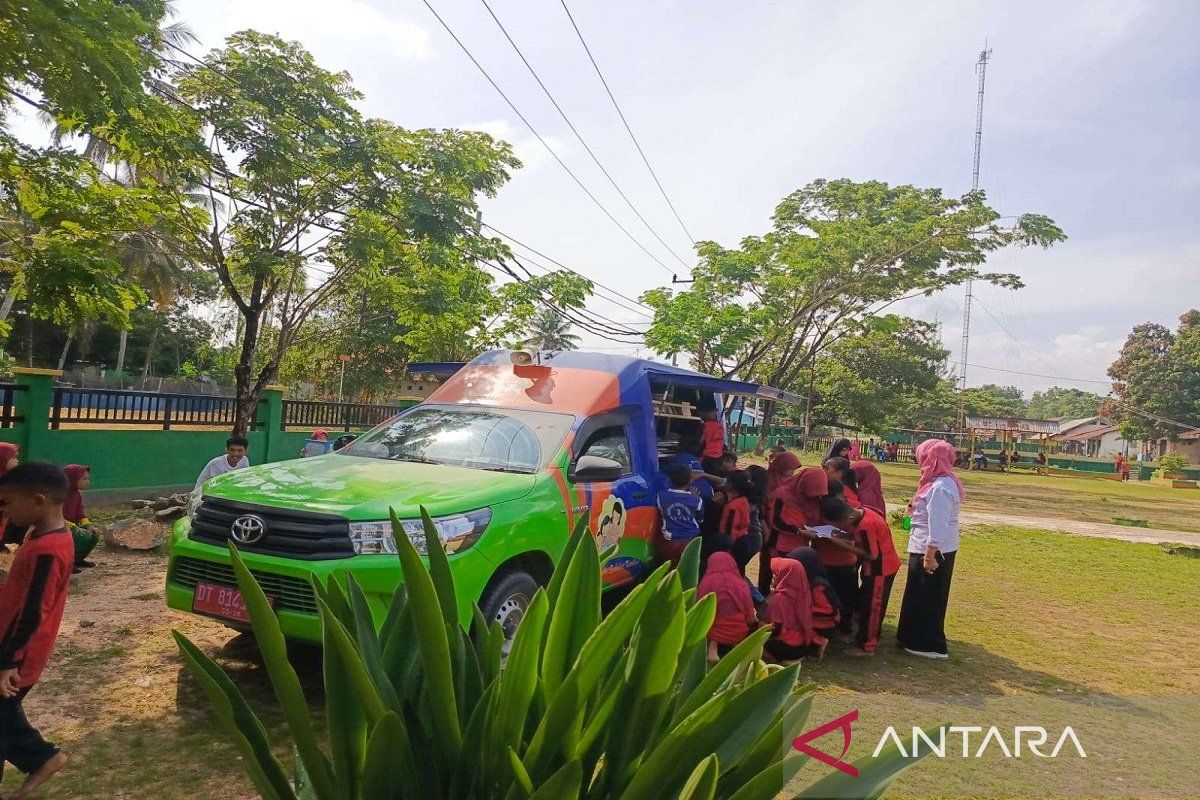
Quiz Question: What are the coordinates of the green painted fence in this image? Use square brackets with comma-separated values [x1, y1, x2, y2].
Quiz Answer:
[2, 369, 414, 493]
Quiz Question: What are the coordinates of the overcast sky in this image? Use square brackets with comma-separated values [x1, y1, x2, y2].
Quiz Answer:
[28, 0, 1200, 395]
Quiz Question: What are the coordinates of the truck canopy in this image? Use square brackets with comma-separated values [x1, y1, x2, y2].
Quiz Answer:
[415, 351, 801, 416]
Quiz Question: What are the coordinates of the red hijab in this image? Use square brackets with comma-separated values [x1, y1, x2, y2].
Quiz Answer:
[914, 439, 964, 501]
[785, 466, 829, 526]
[0, 443, 18, 477]
[851, 460, 885, 515]
[766, 451, 800, 495]
[698, 552, 755, 621]
[63, 464, 89, 524]
[311, 428, 329, 441]
[767, 557, 816, 645]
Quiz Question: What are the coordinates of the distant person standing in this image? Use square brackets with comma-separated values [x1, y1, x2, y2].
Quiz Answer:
[194, 436, 250, 493]
[1119, 454, 1131, 482]
[848, 440, 861, 461]
[897, 439, 963, 660]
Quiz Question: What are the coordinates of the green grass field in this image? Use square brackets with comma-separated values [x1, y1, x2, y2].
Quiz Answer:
[3, 473, 1198, 798]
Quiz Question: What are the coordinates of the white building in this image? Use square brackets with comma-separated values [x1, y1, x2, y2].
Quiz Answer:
[1054, 416, 1140, 458]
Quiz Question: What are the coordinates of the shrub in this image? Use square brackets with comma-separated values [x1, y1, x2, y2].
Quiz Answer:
[175, 512, 937, 799]
[1155, 453, 1190, 478]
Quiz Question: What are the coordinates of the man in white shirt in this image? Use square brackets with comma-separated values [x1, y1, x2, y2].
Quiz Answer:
[194, 436, 250, 493]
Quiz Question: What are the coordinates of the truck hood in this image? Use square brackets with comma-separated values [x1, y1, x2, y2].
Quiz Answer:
[202, 454, 537, 519]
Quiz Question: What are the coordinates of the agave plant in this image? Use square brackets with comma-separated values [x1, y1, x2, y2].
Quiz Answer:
[175, 512, 935, 799]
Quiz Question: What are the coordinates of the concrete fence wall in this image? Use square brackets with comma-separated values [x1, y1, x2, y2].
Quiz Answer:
[2, 368, 407, 494]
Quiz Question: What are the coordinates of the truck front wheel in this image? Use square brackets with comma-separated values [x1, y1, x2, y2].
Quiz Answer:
[479, 569, 538, 655]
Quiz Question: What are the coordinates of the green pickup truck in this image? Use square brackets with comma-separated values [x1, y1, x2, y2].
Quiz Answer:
[165, 350, 800, 643]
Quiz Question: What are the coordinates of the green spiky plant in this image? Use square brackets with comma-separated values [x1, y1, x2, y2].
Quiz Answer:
[175, 512, 938, 799]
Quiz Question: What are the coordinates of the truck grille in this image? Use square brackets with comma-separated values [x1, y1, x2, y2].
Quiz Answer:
[170, 556, 318, 615]
[189, 497, 354, 560]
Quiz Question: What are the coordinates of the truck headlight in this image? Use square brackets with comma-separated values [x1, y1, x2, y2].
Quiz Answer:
[348, 509, 492, 556]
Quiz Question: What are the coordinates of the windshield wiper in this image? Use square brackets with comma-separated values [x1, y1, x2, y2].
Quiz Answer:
[389, 454, 441, 465]
[476, 465, 535, 474]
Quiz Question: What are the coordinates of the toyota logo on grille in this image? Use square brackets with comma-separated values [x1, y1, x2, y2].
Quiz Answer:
[230, 514, 268, 545]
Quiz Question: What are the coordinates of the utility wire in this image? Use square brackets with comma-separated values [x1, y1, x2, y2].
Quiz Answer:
[481, 222, 657, 312]
[558, 0, 696, 245]
[152, 41, 653, 341]
[478, 0, 690, 269]
[968, 296, 1197, 432]
[416, 0, 676, 276]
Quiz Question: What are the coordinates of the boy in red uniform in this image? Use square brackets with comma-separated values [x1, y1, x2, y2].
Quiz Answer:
[0, 462, 74, 797]
[697, 407, 726, 474]
[820, 496, 901, 655]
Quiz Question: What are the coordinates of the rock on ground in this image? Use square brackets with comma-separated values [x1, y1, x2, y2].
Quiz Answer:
[103, 518, 166, 551]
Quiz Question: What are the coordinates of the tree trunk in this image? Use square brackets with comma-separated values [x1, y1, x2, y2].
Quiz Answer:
[0, 284, 17, 322]
[754, 400, 776, 455]
[57, 333, 74, 370]
[141, 321, 162, 377]
[115, 329, 129, 375]
[232, 307, 264, 436]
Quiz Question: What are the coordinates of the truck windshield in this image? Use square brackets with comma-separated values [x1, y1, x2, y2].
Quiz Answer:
[339, 404, 574, 473]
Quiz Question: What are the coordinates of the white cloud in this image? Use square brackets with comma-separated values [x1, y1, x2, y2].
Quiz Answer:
[458, 119, 571, 173]
[184, 0, 431, 63]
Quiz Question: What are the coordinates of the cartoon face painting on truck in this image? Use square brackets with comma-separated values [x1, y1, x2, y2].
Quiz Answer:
[165, 350, 801, 643]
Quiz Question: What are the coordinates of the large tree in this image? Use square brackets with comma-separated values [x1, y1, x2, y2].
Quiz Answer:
[1108, 310, 1200, 441]
[809, 315, 949, 434]
[641, 179, 1066, 447]
[172, 31, 524, 433]
[1026, 386, 1102, 420]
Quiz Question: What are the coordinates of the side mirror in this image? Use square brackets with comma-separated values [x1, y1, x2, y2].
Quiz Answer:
[571, 454, 624, 483]
[333, 433, 358, 451]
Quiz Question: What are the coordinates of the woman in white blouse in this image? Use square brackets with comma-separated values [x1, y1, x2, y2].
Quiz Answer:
[896, 438, 963, 659]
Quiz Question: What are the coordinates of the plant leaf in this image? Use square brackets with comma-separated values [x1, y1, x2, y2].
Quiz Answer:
[390, 507, 462, 770]
[679, 754, 720, 800]
[226, 544, 338, 800]
[790, 724, 949, 799]
[173, 631, 298, 800]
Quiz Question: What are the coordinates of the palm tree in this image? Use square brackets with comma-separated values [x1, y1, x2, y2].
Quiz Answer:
[36, 4, 200, 377]
[521, 309, 581, 352]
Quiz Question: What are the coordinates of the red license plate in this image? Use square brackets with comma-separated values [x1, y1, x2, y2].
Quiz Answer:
[192, 581, 273, 623]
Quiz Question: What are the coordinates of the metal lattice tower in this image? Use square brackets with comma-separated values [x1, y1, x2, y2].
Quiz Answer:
[956, 44, 992, 431]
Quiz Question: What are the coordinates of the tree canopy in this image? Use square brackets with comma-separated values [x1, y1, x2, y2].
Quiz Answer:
[1108, 310, 1200, 441]
[641, 179, 1065, 445]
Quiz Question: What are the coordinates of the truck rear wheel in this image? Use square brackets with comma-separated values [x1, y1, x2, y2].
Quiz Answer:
[479, 569, 538, 656]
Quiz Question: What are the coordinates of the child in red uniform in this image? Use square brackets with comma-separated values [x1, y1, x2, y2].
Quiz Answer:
[0, 462, 73, 798]
[697, 407, 726, 474]
[820, 496, 901, 655]
[785, 546, 841, 640]
[764, 557, 826, 662]
[822, 457, 860, 508]
[698, 552, 759, 661]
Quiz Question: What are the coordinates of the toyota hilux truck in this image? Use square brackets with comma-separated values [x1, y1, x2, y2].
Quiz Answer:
[165, 349, 800, 643]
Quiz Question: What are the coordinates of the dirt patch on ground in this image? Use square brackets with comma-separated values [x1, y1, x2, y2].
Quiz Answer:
[0, 539, 281, 799]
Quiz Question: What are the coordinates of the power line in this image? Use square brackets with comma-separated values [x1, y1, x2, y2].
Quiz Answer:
[558, 0, 696, 246]
[416, 0, 676, 276]
[964, 362, 1111, 385]
[158, 39, 661, 340]
[12, 56, 640, 347]
[477, 0, 690, 269]
[480, 222, 657, 313]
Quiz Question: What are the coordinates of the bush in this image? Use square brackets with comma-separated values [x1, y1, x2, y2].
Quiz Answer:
[1155, 453, 1190, 478]
[175, 513, 937, 799]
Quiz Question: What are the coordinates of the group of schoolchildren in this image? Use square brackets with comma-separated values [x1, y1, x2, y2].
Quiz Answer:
[659, 428, 900, 664]
[0, 444, 98, 574]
